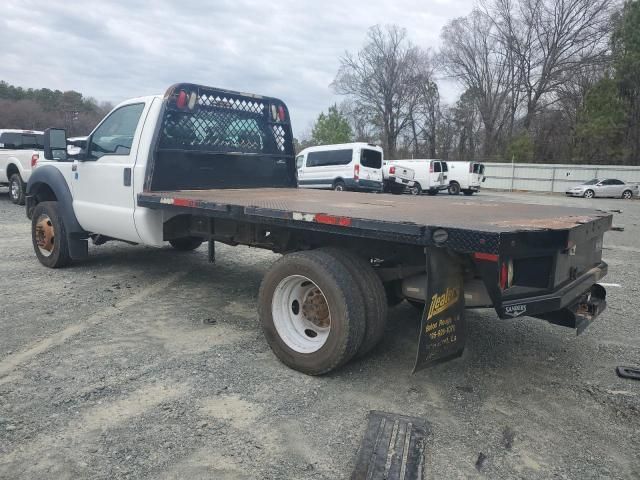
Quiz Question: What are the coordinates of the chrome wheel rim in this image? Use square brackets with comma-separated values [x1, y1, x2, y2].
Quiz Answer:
[272, 275, 331, 353]
[10, 179, 20, 200]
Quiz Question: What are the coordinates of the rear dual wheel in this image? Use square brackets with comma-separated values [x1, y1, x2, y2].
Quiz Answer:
[259, 248, 387, 375]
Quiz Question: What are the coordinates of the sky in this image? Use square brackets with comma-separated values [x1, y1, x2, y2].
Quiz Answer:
[1, 0, 474, 137]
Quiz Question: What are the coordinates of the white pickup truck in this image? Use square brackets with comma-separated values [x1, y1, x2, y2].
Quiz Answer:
[0, 129, 44, 204]
[382, 162, 415, 194]
[26, 83, 611, 375]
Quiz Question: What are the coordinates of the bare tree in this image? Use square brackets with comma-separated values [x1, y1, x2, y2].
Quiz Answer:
[440, 10, 514, 156]
[486, 0, 613, 130]
[333, 25, 423, 157]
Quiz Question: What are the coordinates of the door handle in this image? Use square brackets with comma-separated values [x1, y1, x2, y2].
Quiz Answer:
[123, 168, 132, 186]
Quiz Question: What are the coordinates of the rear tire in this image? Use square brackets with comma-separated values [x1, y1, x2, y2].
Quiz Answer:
[31, 201, 72, 268]
[333, 180, 346, 192]
[448, 182, 460, 195]
[622, 190, 633, 199]
[318, 248, 388, 357]
[169, 237, 203, 251]
[258, 250, 366, 375]
[9, 173, 25, 205]
[409, 183, 422, 195]
[389, 184, 405, 195]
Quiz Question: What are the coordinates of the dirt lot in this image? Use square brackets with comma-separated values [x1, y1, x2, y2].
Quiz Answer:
[0, 189, 639, 479]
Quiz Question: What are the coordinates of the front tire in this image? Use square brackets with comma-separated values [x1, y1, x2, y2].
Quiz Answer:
[622, 190, 633, 199]
[31, 201, 72, 268]
[584, 189, 595, 199]
[409, 183, 422, 195]
[9, 173, 25, 205]
[169, 237, 203, 251]
[258, 250, 366, 375]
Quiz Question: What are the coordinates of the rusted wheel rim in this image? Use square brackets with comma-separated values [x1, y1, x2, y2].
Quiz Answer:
[272, 275, 331, 353]
[35, 213, 55, 257]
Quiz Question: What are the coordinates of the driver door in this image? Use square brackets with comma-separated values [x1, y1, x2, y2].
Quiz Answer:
[72, 102, 150, 242]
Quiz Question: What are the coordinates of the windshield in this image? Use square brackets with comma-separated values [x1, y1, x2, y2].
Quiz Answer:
[583, 179, 599, 185]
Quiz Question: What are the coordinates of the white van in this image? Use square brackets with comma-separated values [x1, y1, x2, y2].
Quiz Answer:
[446, 161, 485, 195]
[386, 159, 448, 195]
[296, 143, 384, 192]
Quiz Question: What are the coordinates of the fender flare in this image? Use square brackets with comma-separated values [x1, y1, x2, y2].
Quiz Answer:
[26, 165, 88, 259]
[5, 157, 26, 179]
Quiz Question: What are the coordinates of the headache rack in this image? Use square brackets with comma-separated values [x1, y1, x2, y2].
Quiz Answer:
[144, 83, 296, 192]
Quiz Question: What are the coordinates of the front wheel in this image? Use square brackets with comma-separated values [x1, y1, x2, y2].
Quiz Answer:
[409, 183, 422, 195]
[31, 201, 72, 268]
[584, 189, 595, 199]
[622, 190, 633, 199]
[169, 237, 203, 251]
[9, 173, 25, 205]
[258, 250, 366, 375]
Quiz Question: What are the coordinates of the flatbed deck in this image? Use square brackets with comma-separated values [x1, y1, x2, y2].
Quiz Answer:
[138, 188, 612, 252]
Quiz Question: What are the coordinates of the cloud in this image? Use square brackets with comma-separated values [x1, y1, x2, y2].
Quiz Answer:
[0, 0, 473, 136]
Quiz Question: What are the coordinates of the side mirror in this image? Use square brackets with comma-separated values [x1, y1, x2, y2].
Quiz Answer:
[43, 128, 68, 161]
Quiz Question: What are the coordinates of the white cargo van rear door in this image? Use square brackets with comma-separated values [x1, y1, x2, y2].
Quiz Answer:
[358, 148, 383, 187]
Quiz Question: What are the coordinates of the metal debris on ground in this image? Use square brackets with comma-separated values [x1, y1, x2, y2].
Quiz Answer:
[616, 366, 640, 381]
[475, 452, 489, 471]
[351, 411, 428, 480]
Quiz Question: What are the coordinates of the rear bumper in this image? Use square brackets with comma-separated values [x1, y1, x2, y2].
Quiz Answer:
[384, 177, 415, 187]
[499, 262, 608, 333]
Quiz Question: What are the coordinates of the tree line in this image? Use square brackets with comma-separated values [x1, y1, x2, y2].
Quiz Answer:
[303, 0, 640, 165]
[0, 81, 112, 137]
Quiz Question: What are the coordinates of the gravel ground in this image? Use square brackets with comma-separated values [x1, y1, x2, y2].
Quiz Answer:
[0, 188, 639, 480]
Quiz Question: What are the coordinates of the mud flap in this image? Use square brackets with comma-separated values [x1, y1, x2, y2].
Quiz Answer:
[413, 249, 466, 372]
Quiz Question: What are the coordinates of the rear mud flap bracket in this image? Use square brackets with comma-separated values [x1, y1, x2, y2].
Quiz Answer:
[413, 249, 466, 372]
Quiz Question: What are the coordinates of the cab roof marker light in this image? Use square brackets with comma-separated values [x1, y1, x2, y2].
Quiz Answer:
[188, 92, 197, 110]
[176, 90, 187, 109]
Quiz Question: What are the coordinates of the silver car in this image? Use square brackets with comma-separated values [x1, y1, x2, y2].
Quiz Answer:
[566, 178, 639, 199]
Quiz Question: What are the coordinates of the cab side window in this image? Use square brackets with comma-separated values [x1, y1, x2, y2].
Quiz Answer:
[89, 103, 145, 159]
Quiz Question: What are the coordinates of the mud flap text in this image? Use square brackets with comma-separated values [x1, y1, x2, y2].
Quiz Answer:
[413, 249, 466, 372]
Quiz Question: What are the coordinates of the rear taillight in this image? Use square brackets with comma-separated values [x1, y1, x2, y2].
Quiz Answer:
[469, 163, 473, 173]
[31, 153, 39, 167]
[429, 162, 434, 173]
[278, 105, 286, 122]
[389, 166, 396, 174]
[354, 164, 360, 180]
